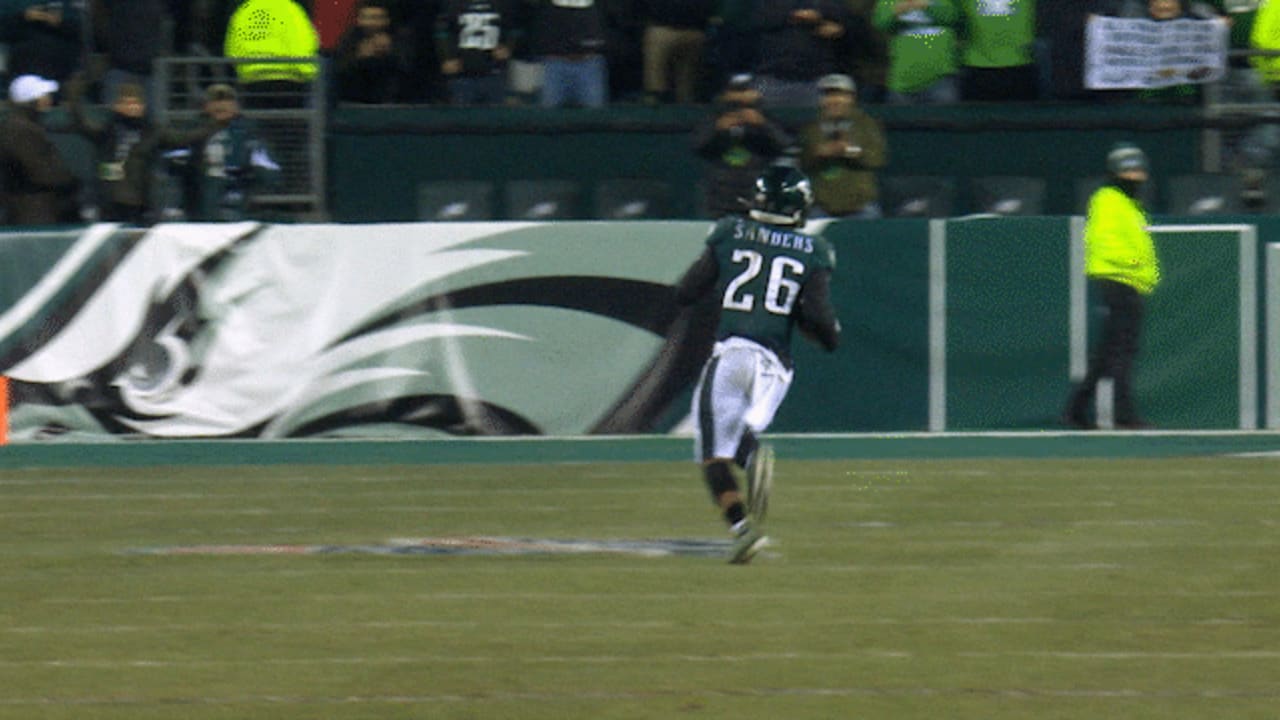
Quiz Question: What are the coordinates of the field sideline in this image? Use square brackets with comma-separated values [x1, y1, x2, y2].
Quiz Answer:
[4, 430, 1280, 469]
[1, 435, 1278, 719]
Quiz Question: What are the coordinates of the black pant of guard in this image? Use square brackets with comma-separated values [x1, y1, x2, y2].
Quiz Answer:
[1066, 279, 1146, 427]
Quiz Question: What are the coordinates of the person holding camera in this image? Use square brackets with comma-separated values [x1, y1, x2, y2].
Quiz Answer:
[691, 73, 794, 219]
[798, 73, 887, 219]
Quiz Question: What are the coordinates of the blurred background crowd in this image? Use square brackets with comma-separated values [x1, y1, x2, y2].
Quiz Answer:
[1, 0, 1277, 226]
[0, 0, 1263, 109]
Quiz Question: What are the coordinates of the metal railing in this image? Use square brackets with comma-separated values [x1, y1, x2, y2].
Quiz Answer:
[153, 56, 328, 221]
[1201, 48, 1280, 173]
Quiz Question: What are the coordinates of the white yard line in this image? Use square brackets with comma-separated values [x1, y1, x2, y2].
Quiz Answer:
[3, 649, 1279, 671]
[7, 615, 1251, 636]
[3, 685, 1277, 706]
[39, 588, 1278, 606]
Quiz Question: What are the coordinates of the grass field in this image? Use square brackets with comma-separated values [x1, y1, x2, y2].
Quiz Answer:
[2, 454, 1278, 719]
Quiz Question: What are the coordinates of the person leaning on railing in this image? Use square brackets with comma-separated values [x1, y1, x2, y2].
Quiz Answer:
[65, 72, 216, 225]
[166, 84, 282, 222]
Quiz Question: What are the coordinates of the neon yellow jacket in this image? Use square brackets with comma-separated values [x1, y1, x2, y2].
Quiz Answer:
[1085, 185, 1160, 295]
[225, 0, 320, 83]
[1252, 0, 1280, 82]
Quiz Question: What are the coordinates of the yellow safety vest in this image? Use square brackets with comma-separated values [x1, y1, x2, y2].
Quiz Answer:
[1253, 0, 1280, 82]
[225, 0, 320, 83]
[1084, 185, 1160, 295]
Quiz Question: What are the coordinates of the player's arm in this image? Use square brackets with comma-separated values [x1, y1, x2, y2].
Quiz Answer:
[674, 247, 719, 306]
[797, 268, 841, 352]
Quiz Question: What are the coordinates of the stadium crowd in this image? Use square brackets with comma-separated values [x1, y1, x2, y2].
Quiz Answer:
[0, 1, 1261, 108]
[0, 0, 1272, 225]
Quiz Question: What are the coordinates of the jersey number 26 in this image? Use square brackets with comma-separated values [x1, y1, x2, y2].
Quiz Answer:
[722, 249, 805, 316]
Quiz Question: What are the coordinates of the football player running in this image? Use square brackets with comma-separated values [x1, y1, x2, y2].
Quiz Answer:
[675, 164, 842, 564]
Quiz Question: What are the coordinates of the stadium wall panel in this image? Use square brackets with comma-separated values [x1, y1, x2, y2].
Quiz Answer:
[0, 217, 1271, 443]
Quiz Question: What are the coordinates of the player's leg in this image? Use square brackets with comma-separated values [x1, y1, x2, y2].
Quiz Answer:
[745, 442, 774, 524]
[733, 430, 758, 470]
[741, 357, 793, 524]
[692, 353, 751, 529]
[703, 459, 747, 531]
[734, 428, 770, 520]
[692, 349, 767, 563]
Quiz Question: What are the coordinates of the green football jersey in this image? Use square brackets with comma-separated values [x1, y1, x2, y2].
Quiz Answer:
[705, 216, 837, 360]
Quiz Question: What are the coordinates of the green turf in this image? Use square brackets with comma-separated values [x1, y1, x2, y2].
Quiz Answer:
[2, 457, 1278, 719]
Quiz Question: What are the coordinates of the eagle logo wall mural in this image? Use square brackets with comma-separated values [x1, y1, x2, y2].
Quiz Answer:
[0, 222, 717, 440]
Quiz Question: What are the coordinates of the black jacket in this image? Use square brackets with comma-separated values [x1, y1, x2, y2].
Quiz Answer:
[525, 0, 606, 56]
[691, 105, 793, 218]
[102, 0, 166, 75]
[436, 0, 520, 76]
[637, 0, 716, 29]
[69, 98, 213, 216]
[0, 106, 80, 225]
[333, 27, 408, 103]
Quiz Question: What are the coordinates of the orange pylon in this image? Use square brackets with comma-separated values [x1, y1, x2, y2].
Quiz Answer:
[0, 376, 9, 445]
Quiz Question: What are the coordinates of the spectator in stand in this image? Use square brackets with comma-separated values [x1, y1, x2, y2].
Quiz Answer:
[173, 84, 282, 221]
[1209, 0, 1263, 118]
[1116, 0, 1226, 104]
[705, 0, 762, 92]
[956, 0, 1038, 101]
[525, 0, 609, 108]
[1252, 0, 1280, 94]
[1232, 0, 1278, 201]
[436, 0, 520, 105]
[402, 0, 447, 103]
[205, 0, 242, 54]
[872, 0, 960, 104]
[5, 1, 84, 84]
[637, 0, 717, 103]
[751, 0, 854, 108]
[91, 0, 167, 110]
[65, 74, 215, 224]
[798, 73, 887, 218]
[224, 0, 321, 108]
[167, 0, 202, 54]
[334, 0, 408, 104]
[692, 73, 793, 218]
[844, 0, 891, 103]
[1037, 1, 1112, 101]
[1112, 0, 1221, 15]
[1218, 0, 1260, 68]
[605, 0, 645, 102]
[0, 74, 80, 225]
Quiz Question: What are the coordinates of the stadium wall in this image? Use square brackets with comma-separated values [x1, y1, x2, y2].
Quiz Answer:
[0, 217, 1271, 444]
[325, 104, 1203, 222]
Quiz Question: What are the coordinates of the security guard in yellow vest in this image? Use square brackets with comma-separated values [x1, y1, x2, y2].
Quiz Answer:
[1064, 143, 1160, 430]
[224, 0, 320, 107]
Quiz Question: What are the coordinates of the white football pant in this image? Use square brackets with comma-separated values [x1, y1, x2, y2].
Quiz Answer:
[692, 337, 794, 462]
